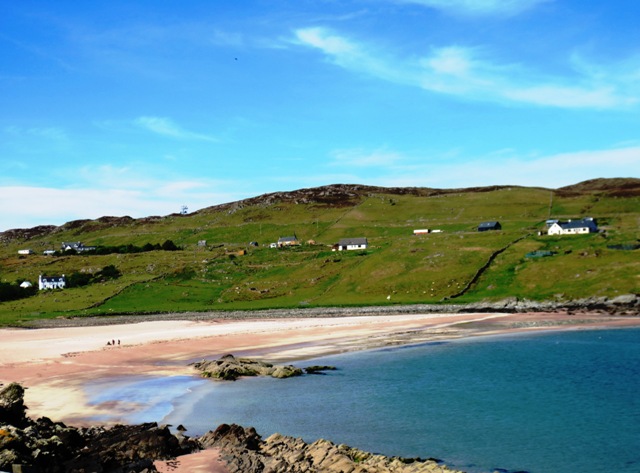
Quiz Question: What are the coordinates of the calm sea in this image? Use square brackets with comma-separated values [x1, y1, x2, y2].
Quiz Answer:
[93, 328, 640, 473]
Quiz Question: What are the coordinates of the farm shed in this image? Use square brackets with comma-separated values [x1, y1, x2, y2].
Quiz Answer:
[478, 221, 502, 232]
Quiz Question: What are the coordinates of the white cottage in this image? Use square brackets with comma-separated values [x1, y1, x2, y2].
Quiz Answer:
[547, 218, 598, 236]
[335, 237, 368, 251]
[39, 274, 66, 290]
[277, 235, 299, 247]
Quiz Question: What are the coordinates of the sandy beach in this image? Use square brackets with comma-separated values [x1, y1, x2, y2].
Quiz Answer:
[1, 310, 639, 471]
[2, 310, 639, 423]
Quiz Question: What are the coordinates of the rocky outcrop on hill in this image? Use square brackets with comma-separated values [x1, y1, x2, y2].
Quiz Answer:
[191, 354, 305, 381]
[200, 423, 466, 473]
[557, 177, 640, 197]
[0, 382, 198, 472]
[455, 293, 640, 316]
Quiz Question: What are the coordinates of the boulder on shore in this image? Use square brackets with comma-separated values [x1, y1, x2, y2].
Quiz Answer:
[201, 423, 467, 473]
[191, 354, 304, 380]
[0, 383, 28, 428]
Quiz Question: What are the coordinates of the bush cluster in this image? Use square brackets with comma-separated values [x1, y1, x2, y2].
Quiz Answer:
[57, 240, 180, 256]
[84, 240, 179, 255]
[0, 281, 37, 302]
[66, 265, 122, 288]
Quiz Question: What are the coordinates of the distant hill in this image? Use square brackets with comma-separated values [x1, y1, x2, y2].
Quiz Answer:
[557, 177, 640, 196]
[0, 178, 638, 325]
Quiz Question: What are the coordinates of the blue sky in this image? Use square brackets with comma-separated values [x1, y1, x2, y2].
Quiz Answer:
[1, 0, 639, 231]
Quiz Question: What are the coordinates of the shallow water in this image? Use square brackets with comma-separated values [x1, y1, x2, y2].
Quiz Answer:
[161, 328, 640, 473]
[85, 375, 206, 424]
[87, 328, 640, 473]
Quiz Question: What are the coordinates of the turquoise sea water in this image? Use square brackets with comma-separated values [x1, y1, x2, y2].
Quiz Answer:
[88, 328, 640, 473]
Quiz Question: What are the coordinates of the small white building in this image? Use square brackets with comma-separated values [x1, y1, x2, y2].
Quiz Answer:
[62, 241, 83, 251]
[39, 274, 66, 290]
[20, 281, 33, 288]
[335, 237, 368, 251]
[413, 229, 430, 235]
[61, 242, 96, 252]
[547, 218, 598, 236]
[18, 249, 34, 255]
[277, 235, 299, 247]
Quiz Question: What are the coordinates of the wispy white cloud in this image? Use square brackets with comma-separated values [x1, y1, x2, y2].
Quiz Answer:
[208, 29, 245, 47]
[295, 27, 638, 109]
[330, 148, 403, 167]
[272, 146, 638, 194]
[73, 164, 232, 198]
[395, 0, 551, 17]
[294, 28, 400, 83]
[503, 85, 621, 108]
[418, 46, 635, 108]
[368, 145, 640, 189]
[0, 177, 243, 232]
[3, 125, 69, 142]
[134, 116, 218, 142]
[529, 146, 640, 170]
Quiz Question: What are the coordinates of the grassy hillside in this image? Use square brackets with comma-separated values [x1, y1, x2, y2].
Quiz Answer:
[0, 179, 638, 326]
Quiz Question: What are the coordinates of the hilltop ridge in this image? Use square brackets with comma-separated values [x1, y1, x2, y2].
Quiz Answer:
[0, 178, 638, 325]
[3, 178, 638, 240]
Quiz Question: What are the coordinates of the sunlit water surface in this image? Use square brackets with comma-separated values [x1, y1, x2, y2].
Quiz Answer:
[89, 328, 640, 473]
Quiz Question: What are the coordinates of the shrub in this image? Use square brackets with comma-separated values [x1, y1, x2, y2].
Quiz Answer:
[161, 240, 179, 251]
[0, 282, 37, 302]
[97, 264, 122, 281]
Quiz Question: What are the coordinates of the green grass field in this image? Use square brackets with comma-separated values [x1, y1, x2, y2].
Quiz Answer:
[1, 181, 638, 325]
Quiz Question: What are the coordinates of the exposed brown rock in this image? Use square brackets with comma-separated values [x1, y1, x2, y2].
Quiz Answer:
[201, 424, 467, 473]
[192, 354, 304, 381]
[0, 383, 199, 473]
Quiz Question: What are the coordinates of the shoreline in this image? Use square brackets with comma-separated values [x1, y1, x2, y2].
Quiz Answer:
[2, 310, 639, 473]
[1, 310, 639, 427]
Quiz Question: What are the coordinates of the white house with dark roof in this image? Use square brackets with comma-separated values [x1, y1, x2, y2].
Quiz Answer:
[277, 235, 299, 247]
[39, 274, 66, 290]
[61, 241, 96, 252]
[547, 218, 598, 236]
[61, 241, 83, 251]
[335, 237, 368, 251]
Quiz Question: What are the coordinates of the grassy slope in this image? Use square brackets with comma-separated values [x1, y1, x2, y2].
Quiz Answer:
[0, 181, 638, 325]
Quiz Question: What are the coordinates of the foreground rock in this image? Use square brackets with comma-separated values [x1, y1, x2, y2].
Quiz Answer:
[191, 354, 306, 380]
[0, 383, 482, 472]
[0, 383, 198, 472]
[200, 423, 466, 473]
